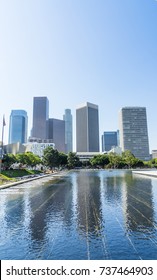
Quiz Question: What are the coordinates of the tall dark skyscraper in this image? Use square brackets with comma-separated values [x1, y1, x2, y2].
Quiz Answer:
[9, 110, 28, 144]
[76, 102, 99, 152]
[63, 109, 73, 153]
[47, 118, 66, 152]
[32, 97, 49, 139]
[119, 107, 150, 160]
[102, 131, 118, 152]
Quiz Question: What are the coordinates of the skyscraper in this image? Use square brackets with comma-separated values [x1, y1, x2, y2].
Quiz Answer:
[63, 109, 73, 153]
[47, 118, 66, 152]
[76, 102, 99, 152]
[32, 97, 49, 139]
[9, 110, 28, 144]
[102, 131, 118, 152]
[119, 107, 150, 160]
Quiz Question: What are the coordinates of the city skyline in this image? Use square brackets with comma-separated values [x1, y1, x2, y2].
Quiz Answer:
[1, 1, 157, 151]
[2, 98, 157, 153]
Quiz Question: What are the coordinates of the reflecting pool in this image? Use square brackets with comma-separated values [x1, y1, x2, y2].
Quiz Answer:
[0, 170, 157, 260]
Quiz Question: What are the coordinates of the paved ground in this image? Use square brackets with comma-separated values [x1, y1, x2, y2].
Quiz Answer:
[0, 170, 69, 190]
[0, 173, 55, 190]
[132, 170, 157, 178]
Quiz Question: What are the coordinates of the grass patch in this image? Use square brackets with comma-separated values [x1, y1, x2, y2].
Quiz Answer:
[0, 173, 15, 185]
[1, 169, 42, 178]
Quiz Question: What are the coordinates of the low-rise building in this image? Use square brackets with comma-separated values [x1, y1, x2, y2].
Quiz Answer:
[4, 142, 26, 155]
[152, 150, 157, 159]
[25, 138, 55, 157]
[108, 146, 122, 155]
[76, 152, 102, 162]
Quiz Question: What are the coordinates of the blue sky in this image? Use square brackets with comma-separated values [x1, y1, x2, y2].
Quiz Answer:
[0, 0, 157, 151]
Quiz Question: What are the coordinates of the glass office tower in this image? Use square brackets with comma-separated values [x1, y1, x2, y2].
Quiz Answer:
[102, 131, 118, 152]
[76, 102, 99, 152]
[47, 118, 66, 152]
[119, 107, 150, 160]
[32, 96, 49, 139]
[9, 110, 28, 144]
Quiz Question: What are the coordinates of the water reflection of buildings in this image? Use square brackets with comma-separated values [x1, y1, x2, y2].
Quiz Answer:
[100, 171, 155, 233]
[29, 178, 73, 243]
[103, 173, 125, 204]
[3, 189, 26, 230]
[76, 171, 102, 236]
[122, 174, 154, 232]
[0, 177, 74, 259]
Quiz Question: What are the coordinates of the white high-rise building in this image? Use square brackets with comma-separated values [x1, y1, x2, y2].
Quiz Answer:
[63, 109, 73, 153]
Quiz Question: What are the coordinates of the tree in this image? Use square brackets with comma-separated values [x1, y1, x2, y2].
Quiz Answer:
[90, 154, 109, 168]
[2, 153, 17, 169]
[42, 146, 60, 169]
[108, 152, 122, 169]
[58, 152, 68, 167]
[16, 152, 41, 169]
[122, 150, 137, 168]
[25, 152, 41, 168]
[16, 153, 28, 167]
[67, 152, 81, 169]
[133, 158, 144, 168]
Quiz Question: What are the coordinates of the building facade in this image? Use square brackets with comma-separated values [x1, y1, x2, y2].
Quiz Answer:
[9, 110, 28, 144]
[32, 96, 49, 139]
[76, 102, 99, 152]
[102, 131, 118, 152]
[152, 150, 157, 159]
[119, 107, 150, 160]
[5, 142, 26, 155]
[25, 141, 55, 158]
[108, 146, 122, 155]
[47, 118, 66, 152]
[63, 109, 73, 153]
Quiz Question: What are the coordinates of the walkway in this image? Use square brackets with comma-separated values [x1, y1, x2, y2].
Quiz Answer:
[132, 170, 157, 178]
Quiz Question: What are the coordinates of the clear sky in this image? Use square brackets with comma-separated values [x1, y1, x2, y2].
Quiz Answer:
[0, 0, 157, 152]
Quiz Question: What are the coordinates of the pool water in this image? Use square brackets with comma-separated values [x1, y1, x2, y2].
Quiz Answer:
[0, 170, 157, 260]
